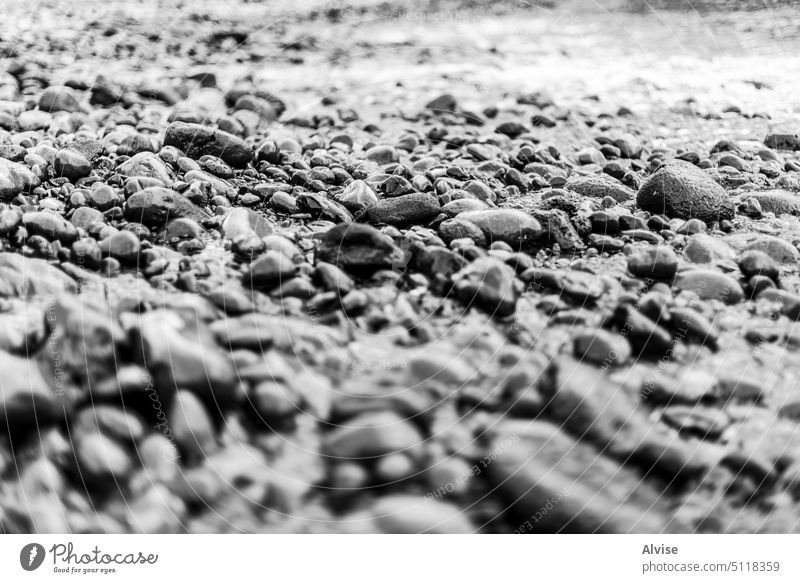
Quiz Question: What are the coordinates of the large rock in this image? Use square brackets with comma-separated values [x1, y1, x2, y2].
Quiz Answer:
[637, 161, 733, 222]
[164, 121, 253, 167]
[457, 209, 542, 248]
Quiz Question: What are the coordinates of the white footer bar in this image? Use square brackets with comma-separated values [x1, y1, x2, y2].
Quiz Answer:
[0, 535, 797, 582]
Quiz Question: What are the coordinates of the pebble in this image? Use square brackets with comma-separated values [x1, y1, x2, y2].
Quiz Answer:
[366, 192, 440, 225]
[98, 230, 141, 263]
[316, 223, 403, 274]
[683, 233, 735, 263]
[746, 190, 800, 216]
[627, 245, 679, 279]
[170, 390, 217, 461]
[244, 250, 300, 288]
[674, 270, 745, 304]
[325, 411, 422, 459]
[453, 256, 519, 317]
[0, 3, 796, 535]
[54, 149, 92, 181]
[360, 495, 473, 534]
[725, 232, 799, 264]
[0, 350, 62, 434]
[738, 250, 779, 281]
[573, 329, 631, 366]
[457, 209, 542, 248]
[132, 310, 238, 405]
[125, 187, 209, 227]
[164, 121, 253, 167]
[489, 421, 669, 533]
[22, 211, 79, 243]
[118, 152, 173, 183]
[565, 174, 635, 202]
[38, 85, 83, 113]
[0, 158, 36, 198]
[75, 432, 132, 483]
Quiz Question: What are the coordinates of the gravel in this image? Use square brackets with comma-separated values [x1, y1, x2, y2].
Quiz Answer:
[0, 0, 799, 536]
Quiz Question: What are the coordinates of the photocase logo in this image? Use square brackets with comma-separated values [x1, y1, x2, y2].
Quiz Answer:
[20, 543, 46, 571]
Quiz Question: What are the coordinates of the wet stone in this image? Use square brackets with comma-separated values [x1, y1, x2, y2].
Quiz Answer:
[637, 161, 733, 222]
[164, 121, 253, 167]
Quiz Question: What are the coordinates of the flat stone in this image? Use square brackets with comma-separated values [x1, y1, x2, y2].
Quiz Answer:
[359, 495, 473, 534]
[366, 192, 440, 225]
[22, 211, 79, 243]
[674, 270, 744, 304]
[164, 121, 253, 167]
[457, 209, 542, 248]
[747, 190, 800, 216]
[565, 174, 635, 202]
